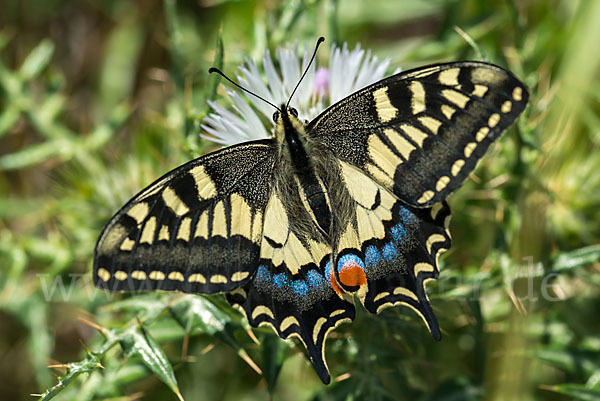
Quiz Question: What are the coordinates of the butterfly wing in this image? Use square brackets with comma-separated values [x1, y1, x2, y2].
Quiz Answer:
[226, 179, 355, 385]
[329, 161, 450, 338]
[308, 61, 529, 207]
[94, 139, 276, 293]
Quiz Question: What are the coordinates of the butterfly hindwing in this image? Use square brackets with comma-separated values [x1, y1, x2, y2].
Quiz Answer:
[226, 260, 354, 385]
[94, 140, 276, 293]
[329, 161, 451, 338]
[359, 202, 451, 338]
[308, 61, 529, 207]
[226, 188, 355, 384]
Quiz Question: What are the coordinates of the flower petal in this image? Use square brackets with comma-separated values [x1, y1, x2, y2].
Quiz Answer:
[202, 41, 391, 146]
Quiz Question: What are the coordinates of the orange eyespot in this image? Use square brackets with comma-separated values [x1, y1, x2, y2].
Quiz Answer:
[338, 261, 367, 288]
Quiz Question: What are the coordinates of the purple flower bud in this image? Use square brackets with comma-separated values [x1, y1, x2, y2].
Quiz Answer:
[313, 67, 329, 95]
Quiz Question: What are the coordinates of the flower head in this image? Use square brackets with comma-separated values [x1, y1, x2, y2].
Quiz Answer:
[202, 42, 392, 146]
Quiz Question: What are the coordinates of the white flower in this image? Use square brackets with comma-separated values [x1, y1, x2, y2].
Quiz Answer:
[202, 42, 392, 146]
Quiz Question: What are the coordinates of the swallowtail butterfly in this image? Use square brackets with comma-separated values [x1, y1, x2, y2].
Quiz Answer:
[94, 38, 528, 383]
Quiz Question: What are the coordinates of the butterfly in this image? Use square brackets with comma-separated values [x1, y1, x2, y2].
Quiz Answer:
[93, 43, 528, 383]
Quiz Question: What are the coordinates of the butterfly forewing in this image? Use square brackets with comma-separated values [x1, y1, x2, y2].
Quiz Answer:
[308, 61, 529, 207]
[94, 140, 276, 293]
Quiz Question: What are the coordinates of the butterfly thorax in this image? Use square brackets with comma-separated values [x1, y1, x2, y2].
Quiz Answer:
[275, 107, 333, 237]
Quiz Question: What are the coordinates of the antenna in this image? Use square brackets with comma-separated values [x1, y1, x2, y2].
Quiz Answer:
[286, 36, 325, 108]
[208, 67, 281, 111]
[209, 36, 326, 113]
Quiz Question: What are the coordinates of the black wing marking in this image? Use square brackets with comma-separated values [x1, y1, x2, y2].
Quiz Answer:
[94, 139, 277, 294]
[308, 61, 529, 207]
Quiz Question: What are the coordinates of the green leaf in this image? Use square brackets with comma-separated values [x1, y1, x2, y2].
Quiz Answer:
[119, 323, 184, 401]
[261, 333, 288, 393]
[36, 93, 66, 131]
[163, 0, 184, 93]
[587, 371, 600, 390]
[423, 377, 483, 401]
[98, 15, 144, 117]
[0, 30, 12, 51]
[544, 384, 600, 401]
[0, 138, 70, 170]
[169, 295, 230, 336]
[206, 31, 224, 105]
[169, 295, 262, 376]
[103, 294, 168, 323]
[0, 105, 20, 137]
[20, 39, 55, 80]
[534, 348, 599, 375]
[551, 245, 600, 272]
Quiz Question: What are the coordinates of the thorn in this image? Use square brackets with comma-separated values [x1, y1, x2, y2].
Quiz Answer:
[30, 393, 44, 397]
[78, 317, 107, 335]
[334, 372, 351, 382]
[246, 328, 260, 344]
[507, 290, 527, 316]
[175, 390, 186, 401]
[79, 338, 93, 354]
[200, 343, 215, 355]
[47, 363, 70, 369]
[469, 172, 481, 184]
[539, 384, 555, 391]
[238, 349, 263, 375]
[453, 25, 484, 60]
[181, 331, 190, 359]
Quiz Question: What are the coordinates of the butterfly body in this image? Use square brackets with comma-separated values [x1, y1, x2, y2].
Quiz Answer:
[94, 61, 528, 383]
[275, 107, 334, 238]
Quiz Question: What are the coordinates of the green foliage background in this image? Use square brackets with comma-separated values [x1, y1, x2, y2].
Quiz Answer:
[1, 0, 599, 400]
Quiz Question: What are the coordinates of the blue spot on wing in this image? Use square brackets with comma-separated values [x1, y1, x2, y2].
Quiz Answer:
[307, 269, 327, 289]
[390, 223, 407, 241]
[367, 206, 417, 265]
[398, 205, 416, 223]
[382, 242, 398, 261]
[273, 273, 289, 290]
[292, 280, 309, 296]
[256, 264, 271, 286]
[365, 245, 382, 268]
[323, 261, 333, 283]
[253, 261, 332, 305]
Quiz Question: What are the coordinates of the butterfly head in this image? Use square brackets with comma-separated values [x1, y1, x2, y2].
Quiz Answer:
[273, 105, 306, 143]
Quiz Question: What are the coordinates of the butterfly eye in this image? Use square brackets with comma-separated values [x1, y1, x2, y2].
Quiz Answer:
[272, 111, 280, 122]
[289, 107, 298, 117]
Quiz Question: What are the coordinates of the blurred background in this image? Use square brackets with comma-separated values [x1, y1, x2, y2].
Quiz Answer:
[1, 0, 599, 400]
